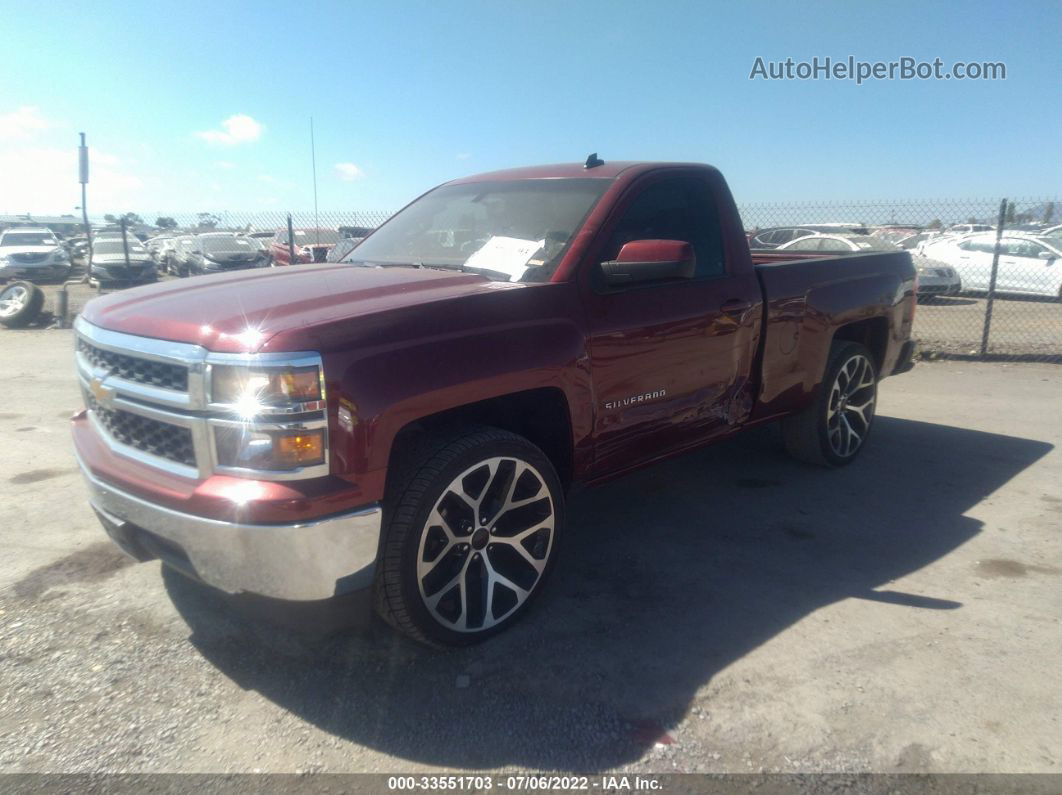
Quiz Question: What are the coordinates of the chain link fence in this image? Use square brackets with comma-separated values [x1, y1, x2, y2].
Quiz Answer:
[35, 198, 1062, 362]
[738, 197, 1062, 362]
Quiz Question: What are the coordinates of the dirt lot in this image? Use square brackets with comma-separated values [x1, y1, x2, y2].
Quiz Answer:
[916, 294, 1062, 359]
[0, 328, 1059, 774]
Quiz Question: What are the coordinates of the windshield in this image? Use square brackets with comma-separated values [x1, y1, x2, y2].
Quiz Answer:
[343, 178, 610, 281]
[93, 241, 148, 256]
[201, 236, 257, 254]
[1, 232, 57, 247]
[294, 229, 340, 245]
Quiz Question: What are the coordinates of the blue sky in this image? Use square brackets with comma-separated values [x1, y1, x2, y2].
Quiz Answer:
[0, 0, 1058, 216]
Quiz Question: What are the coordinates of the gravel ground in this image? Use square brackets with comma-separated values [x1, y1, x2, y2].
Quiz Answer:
[0, 329, 1059, 775]
[915, 294, 1062, 359]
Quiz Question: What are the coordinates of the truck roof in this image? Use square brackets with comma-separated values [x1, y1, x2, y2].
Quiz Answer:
[446, 161, 719, 184]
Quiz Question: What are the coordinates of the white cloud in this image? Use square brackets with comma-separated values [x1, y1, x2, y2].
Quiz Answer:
[214, 160, 236, 170]
[456, 152, 472, 160]
[0, 106, 55, 142]
[0, 146, 141, 214]
[334, 162, 365, 181]
[195, 114, 263, 145]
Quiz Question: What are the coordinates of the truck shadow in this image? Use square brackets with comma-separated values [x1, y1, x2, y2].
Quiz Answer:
[163, 416, 1052, 771]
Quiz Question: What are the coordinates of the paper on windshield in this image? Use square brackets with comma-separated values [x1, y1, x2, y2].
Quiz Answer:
[464, 236, 544, 281]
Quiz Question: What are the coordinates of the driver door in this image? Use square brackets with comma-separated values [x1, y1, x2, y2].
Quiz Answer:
[580, 171, 761, 476]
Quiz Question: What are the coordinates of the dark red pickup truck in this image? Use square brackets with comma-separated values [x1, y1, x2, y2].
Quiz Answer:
[72, 160, 916, 645]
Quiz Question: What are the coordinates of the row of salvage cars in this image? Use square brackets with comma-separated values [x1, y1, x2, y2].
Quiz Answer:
[748, 223, 1062, 300]
[113, 228, 353, 284]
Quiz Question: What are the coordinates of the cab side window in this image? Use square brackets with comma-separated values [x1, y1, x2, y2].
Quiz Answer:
[602, 177, 725, 279]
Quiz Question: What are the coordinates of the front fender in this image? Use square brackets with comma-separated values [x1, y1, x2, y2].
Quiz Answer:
[322, 283, 591, 501]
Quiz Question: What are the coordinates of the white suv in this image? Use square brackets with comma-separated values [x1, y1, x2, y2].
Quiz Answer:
[0, 227, 72, 282]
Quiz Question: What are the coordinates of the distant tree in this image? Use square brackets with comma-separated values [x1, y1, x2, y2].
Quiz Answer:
[927, 219, 942, 229]
[1005, 201, 1016, 225]
[104, 212, 144, 227]
[196, 212, 221, 230]
[966, 216, 978, 224]
[1044, 202, 1055, 224]
[155, 217, 178, 229]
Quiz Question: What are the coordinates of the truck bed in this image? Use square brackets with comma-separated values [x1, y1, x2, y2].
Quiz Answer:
[750, 249, 917, 420]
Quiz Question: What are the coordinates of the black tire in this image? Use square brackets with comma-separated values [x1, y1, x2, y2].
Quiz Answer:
[783, 341, 878, 467]
[0, 281, 45, 328]
[374, 426, 564, 647]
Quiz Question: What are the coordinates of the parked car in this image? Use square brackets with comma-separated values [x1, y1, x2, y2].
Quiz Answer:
[749, 223, 869, 249]
[67, 236, 90, 263]
[183, 233, 268, 276]
[239, 234, 273, 266]
[778, 233, 961, 297]
[269, 227, 341, 265]
[88, 239, 158, 287]
[946, 223, 993, 235]
[72, 160, 917, 645]
[1041, 224, 1062, 240]
[144, 235, 174, 258]
[163, 235, 197, 276]
[921, 233, 1062, 298]
[326, 237, 365, 263]
[893, 231, 942, 250]
[0, 227, 72, 282]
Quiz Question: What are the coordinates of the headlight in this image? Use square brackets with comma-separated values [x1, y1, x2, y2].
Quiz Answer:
[214, 426, 325, 470]
[211, 364, 323, 413]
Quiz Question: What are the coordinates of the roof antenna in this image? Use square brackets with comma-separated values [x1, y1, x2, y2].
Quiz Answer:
[584, 152, 604, 169]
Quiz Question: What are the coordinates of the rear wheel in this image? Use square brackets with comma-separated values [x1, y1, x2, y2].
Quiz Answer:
[783, 341, 878, 467]
[374, 427, 563, 646]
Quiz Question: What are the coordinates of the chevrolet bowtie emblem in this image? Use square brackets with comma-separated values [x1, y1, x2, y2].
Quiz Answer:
[89, 375, 115, 408]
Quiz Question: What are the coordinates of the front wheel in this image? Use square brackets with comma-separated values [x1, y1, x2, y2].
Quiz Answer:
[783, 341, 878, 467]
[374, 427, 563, 646]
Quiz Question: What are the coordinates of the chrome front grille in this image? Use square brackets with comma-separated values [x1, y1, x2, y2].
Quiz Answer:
[75, 317, 328, 481]
[77, 338, 188, 391]
[84, 389, 196, 467]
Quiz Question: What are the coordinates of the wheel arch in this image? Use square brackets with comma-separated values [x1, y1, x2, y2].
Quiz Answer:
[832, 316, 889, 372]
[385, 387, 576, 496]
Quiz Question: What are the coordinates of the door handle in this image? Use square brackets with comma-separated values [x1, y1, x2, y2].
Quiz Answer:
[721, 298, 753, 315]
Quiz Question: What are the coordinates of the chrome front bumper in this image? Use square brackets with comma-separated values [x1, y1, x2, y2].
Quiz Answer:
[78, 458, 383, 600]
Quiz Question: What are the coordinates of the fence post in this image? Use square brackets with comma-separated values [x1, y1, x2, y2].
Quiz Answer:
[120, 217, 130, 268]
[287, 214, 296, 266]
[979, 199, 1008, 357]
[55, 288, 69, 329]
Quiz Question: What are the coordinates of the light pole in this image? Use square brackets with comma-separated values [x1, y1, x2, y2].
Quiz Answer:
[78, 133, 92, 258]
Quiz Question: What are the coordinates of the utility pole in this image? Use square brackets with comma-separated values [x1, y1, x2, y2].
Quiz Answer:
[78, 133, 92, 259]
[310, 117, 319, 245]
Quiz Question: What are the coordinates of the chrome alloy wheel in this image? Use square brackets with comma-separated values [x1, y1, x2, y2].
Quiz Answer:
[827, 353, 876, 458]
[0, 284, 29, 318]
[416, 456, 555, 633]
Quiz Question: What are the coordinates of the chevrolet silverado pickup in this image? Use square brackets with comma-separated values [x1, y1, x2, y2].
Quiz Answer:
[72, 160, 917, 646]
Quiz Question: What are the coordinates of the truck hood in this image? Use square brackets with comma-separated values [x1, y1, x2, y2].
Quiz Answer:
[80, 263, 521, 352]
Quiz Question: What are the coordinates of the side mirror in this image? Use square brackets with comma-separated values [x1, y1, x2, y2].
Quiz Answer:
[599, 240, 695, 286]
[1038, 251, 1056, 261]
